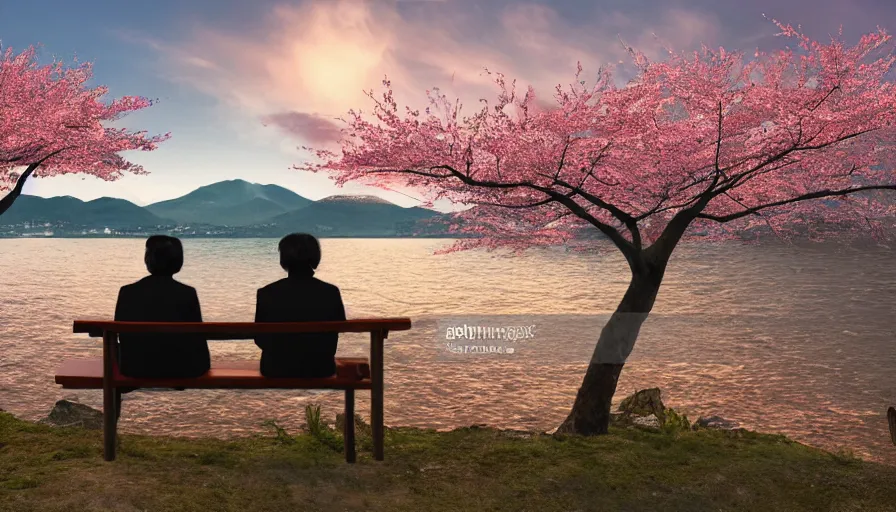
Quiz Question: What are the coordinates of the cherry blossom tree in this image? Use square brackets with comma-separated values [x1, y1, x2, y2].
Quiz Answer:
[297, 20, 896, 434]
[0, 46, 169, 216]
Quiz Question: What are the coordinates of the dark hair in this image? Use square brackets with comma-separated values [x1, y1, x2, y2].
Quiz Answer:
[144, 235, 184, 276]
[278, 233, 321, 274]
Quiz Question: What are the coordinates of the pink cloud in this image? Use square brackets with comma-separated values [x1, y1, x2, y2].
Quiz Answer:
[261, 111, 343, 144]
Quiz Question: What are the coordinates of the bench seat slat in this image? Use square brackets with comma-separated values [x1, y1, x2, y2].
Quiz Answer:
[55, 358, 372, 390]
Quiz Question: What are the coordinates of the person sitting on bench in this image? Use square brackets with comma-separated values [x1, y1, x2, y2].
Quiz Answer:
[254, 233, 346, 378]
[114, 235, 211, 380]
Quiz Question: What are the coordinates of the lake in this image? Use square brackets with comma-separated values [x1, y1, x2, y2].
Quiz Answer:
[0, 238, 894, 464]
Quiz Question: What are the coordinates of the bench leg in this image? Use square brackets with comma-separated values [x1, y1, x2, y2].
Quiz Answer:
[371, 331, 385, 461]
[103, 384, 118, 461]
[344, 389, 356, 463]
[102, 331, 118, 462]
[371, 388, 383, 461]
[888, 407, 896, 446]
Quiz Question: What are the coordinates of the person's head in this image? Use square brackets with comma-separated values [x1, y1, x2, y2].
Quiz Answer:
[144, 235, 184, 277]
[278, 233, 321, 275]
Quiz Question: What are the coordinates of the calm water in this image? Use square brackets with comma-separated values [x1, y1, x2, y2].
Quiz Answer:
[0, 238, 894, 464]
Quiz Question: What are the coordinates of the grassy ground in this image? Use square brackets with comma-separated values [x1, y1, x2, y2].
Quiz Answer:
[1, 410, 895, 512]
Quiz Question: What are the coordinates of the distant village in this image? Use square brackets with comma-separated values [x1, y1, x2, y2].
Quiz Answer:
[0, 220, 282, 238]
[0, 218, 436, 239]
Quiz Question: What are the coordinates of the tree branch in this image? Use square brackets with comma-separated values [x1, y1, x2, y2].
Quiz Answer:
[468, 196, 561, 209]
[0, 148, 69, 217]
[367, 165, 641, 261]
[713, 100, 726, 178]
[549, 176, 642, 249]
[710, 127, 878, 199]
[696, 184, 896, 223]
[0, 163, 39, 216]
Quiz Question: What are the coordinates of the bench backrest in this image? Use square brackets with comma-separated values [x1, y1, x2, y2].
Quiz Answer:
[73, 318, 412, 339]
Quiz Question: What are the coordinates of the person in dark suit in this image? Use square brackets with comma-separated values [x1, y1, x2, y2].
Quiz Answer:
[114, 235, 211, 379]
[254, 233, 346, 378]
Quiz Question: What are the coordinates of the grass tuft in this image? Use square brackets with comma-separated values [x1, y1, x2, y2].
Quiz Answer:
[304, 404, 344, 452]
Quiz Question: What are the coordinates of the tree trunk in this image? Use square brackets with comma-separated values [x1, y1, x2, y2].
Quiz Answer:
[0, 163, 40, 217]
[556, 264, 666, 435]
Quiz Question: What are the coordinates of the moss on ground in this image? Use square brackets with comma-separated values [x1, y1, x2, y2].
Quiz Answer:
[1, 410, 895, 511]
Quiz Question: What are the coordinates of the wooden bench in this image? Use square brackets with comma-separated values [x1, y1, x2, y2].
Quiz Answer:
[54, 318, 412, 463]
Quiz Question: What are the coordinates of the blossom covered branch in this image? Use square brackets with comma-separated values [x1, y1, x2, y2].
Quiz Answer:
[297, 18, 896, 252]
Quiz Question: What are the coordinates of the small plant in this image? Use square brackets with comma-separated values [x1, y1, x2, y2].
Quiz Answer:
[304, 404, 343, 452]
[261, 419, 295, 445]
[662, 408, 691, 434]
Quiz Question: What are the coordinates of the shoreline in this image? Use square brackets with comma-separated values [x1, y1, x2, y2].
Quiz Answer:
[2, 406, 896, 511]
[20, 386, 896, 467]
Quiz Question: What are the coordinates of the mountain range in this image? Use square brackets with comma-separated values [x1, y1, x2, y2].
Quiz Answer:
[2, 195, 172, 229]
[0, 179, 450, 237]
[7, 179, 882, 240]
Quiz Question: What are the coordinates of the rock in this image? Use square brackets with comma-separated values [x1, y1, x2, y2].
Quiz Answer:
[631, 415, 661, 430]
[610, 388, 742, 434]
[40, 400, 103, 430]
[615, 388, 667, 425]
[499, 429, 539, 439]
[609, 389, 667, 431]
[695, 415, 739, 430]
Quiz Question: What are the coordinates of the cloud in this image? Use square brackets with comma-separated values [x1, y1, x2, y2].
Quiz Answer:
[261, 111, 343, 144]
[117, 0, 896, 148]
[125, 0, 728, 149]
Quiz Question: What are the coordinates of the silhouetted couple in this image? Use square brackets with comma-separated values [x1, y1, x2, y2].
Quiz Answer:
[114, 233, 346, 383]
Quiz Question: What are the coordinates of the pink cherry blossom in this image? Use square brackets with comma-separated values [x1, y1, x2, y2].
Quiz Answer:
[0, 45, 169, 215]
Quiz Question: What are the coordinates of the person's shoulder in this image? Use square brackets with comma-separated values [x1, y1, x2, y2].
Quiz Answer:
[170, 279, 198, 295]
[258, 278, 289, 293]
[120, 276, 150, 292]
[118, 282, 135, 296]
[311, 277, 341, 294]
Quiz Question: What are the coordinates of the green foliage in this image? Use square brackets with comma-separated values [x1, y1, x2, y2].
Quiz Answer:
[662, 408, 692, 434]
[261, 419, 296, 445]
[2, 475, 40, 490]
[304, 404, 343, 452]
[48, 445, 93, 461]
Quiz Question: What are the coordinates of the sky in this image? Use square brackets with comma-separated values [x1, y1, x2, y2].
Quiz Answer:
[1, 0, 895, 208]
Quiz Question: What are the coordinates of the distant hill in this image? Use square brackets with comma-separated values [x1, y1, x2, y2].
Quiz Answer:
[146, 179, 313, 226]
[264, 194, 440, 236]
[0, 195, 172, 228]
[0, 181, 457, 237]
